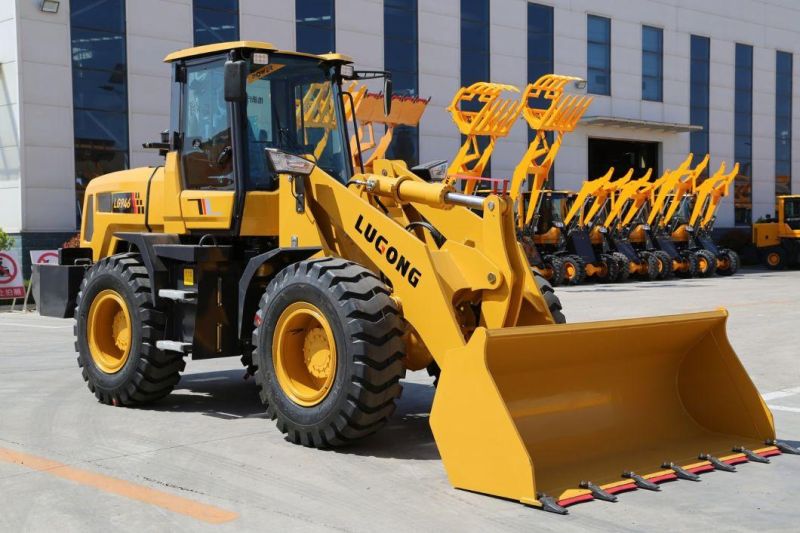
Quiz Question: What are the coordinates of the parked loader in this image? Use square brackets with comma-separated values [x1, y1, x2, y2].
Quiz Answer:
[582, 169, 664, 281]
[753, 194, 800, 268]
[626, 155, 710, 277]
[36, 42, 794, 514]
[670, 162, 741, 275]
[504, 75, 593, 284]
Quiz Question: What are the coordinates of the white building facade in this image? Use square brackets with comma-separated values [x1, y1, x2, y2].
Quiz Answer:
[1, 0, 799, 271]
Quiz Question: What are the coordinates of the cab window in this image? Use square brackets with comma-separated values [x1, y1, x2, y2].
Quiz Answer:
[181, 58, 234, 190]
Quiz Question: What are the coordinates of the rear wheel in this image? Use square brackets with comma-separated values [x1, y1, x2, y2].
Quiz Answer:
[542, 255, 565, 287]
[596, 254, 620, 283]
[717, 248, 740, 276]
[611, 252, 631, 282]
[695, 249, 717, 277]
[251, 258, 405, 447]
[674, 251, 699, 278]
[561, 255, 587, 285]
[534, 271, 566, 324]
[653, 250, 675, 280]
[640, 251, 660, 281]
[75, 253, 183, 405]
[763, 247, 787, 270]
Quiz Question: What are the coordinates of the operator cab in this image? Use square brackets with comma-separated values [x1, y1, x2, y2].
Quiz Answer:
[165, 42, 357, 191]
[783, 196, 800, 230]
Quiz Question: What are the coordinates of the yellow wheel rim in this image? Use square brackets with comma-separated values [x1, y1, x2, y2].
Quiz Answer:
[565, 263, 576, 280]
[273, 302, 337, 407]
[87, 289, 132, 374]
[657, 259, 664, 273]
[767, 252, 780, 266]
[698, 257, 708, 272]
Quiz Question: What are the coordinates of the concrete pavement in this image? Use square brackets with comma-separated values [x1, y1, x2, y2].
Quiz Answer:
[0, 268, 798, 531]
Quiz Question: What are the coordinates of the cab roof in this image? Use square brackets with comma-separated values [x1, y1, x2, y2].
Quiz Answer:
[164, 40, 353, 64]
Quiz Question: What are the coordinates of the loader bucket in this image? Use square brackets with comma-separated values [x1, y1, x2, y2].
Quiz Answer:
[430, 309, 775, 510]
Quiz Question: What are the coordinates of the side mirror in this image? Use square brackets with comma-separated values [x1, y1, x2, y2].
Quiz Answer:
[383, 77, 393, 116]
[224, 60, 247, 103]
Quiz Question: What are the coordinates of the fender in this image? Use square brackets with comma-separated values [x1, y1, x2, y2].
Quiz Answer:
[237, 246, 322, 337]
[114, 232, 180, 304]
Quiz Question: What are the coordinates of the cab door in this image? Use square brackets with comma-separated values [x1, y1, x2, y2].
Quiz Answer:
[179, 57, 236, 230]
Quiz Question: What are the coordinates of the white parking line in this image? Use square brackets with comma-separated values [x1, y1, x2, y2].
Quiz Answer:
[768, 405, 800, 413]
[0, 322, 72, 329]
[762, 386, 800, 401]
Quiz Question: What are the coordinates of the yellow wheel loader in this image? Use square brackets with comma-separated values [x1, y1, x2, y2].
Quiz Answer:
[581, 169, 662, 282]
[670, 162, 741, 275]
[627, 155, 708, 278]
[37, 42, 795, 514]
[753, 195, 800, 269]
[505, 76, 594, 285]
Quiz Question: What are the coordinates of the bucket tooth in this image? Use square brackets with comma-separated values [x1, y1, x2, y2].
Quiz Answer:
[699, 454, 737, 472]
[622, 471, 660, 491]
[579, 481, 618, 502]
[733, 447, 770, 464]
[537, 494, 568, 515]
[768, 439, 800, 455]
[662, 462, 701, 481]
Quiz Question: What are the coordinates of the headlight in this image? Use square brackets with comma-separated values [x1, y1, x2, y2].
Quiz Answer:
[266, 148, 315, 176]
[553, 221, 564, 228]
[410, 159, 448, 182]
[599, 227, 608, 233]
[685, 226, 694, 232]
[642, 224, 650, 230]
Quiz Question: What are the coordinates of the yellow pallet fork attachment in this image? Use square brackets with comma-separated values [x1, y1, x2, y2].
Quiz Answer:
[582, 168, 635, 229]
[349, 88, 429, 171]
[645, 154, 696, 227]
[562, 168, 616, 228]
[601, 169, 652, 230]
[690, 162, 739, 229]
[445, 82, 522, 193]
[659, 154, 710, 229]
[509, 75, 593, 229]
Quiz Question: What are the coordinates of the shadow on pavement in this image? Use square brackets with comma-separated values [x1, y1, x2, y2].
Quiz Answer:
[329, 381, 439, 461]
[142, 369, 265, 420]
[142, 369, 440, 460]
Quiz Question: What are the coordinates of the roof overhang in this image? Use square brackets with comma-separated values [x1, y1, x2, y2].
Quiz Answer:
[580, 116, 703, 133]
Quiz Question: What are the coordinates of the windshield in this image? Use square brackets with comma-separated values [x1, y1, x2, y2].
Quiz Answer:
[786, 198, 800, 229]
[245, 55, 351, 185]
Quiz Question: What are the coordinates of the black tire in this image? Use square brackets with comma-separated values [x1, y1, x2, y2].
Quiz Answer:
[534, 270, 566, 324]
[543, 255, 565, 287]
[251, 257, 405, 448]
[640, 251, 660, 281]
[762, 246, 787, 270]
[596, 254, 620, 283]
[717, 248, 740, 276]
[75, 253, 183, 406]
[562, 254, 587, 285]
[675, 251, 699, 278]
[695, 249, 717, 277]
[611, 252, 631, 282]
[653, 250, 675, 280]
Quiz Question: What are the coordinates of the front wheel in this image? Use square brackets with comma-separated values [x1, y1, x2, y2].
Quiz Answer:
[75, 253, 184, 405]
[653, 250, 675, 280]
[717, 248, 740, 276]
[695, 249, 718, 277]
[763, 247, 787, 270]
[251, 258, 406, 448]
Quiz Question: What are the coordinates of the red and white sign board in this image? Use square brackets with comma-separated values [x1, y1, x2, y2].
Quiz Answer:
[0, 250, 25, 299]
[30, 250, 59, 265]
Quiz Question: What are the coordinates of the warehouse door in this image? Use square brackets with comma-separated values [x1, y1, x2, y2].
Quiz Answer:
[588, 138, 659, 180]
